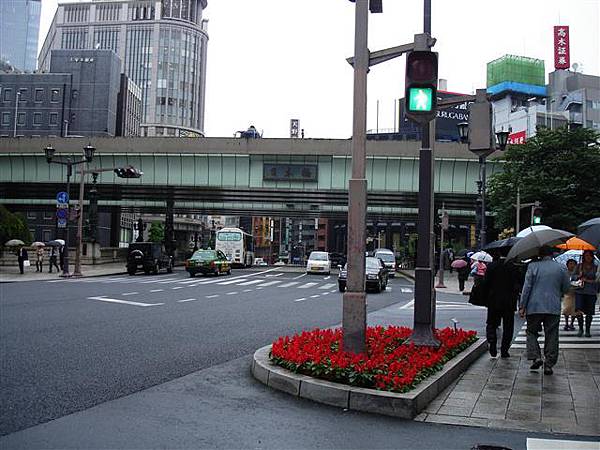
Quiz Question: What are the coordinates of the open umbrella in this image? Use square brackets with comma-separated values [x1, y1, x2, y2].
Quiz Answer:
[507, 228, 573, 261]
[577, 217, 600, 248]
[556, 237, 596, 251]
[5, 239, 25, 247]
[470, 251, 493, 263]
[455, 249, 470, 257]
[451, 259, 468, 269]
[30, 241, 46, 247]
[554, 250, 600, 266]
[483, 237, 521, 251]
[516, 225, 552, 238]
[47, 239, 65, 247]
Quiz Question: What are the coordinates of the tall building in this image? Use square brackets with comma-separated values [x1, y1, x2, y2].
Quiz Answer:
[547, 70, 600, 131]
[0, 0, 42, 72]
[39, 0, 209, 137]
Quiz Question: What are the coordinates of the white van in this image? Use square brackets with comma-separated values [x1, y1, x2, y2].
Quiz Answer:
[374, 248, 396, 277]
[306, 251, 331, 275]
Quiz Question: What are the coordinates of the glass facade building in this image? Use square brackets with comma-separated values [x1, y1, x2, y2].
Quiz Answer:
[0, 0, 42, 72]
[39, 0, 209, 137]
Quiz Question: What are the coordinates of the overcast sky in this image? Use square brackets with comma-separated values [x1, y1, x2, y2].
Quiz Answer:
[39, 0, 599, 138]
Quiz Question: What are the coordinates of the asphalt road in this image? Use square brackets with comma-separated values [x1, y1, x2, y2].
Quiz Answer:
[1, 267, 415, 436]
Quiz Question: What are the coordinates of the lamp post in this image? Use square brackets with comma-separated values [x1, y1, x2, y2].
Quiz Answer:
[13, 91, 21, 137]
[45, 144, 95, 277]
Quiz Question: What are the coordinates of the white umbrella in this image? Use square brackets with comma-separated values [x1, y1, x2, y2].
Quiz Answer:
[470, 251, 493, 263]
[516, 225, 552, 238]
[5, 239, 25, 247]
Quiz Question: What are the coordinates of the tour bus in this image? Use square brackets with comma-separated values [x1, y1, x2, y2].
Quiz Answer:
[215, 227, 255, 267]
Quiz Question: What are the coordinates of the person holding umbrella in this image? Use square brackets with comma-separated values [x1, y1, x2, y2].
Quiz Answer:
[574, 250, 599, 337]
[34, 244, 45, 272]
[451, 258, 470, 292]
[49, 245, 60, 273]
[16, 245, 29, 274]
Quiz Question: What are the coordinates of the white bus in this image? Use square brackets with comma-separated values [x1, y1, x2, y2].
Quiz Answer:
[215, 227, 255, 268]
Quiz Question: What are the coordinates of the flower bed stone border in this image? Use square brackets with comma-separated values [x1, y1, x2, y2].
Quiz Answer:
[252, 337, 487, 419]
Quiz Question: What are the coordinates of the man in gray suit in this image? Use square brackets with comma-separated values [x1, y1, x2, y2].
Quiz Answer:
[519, 246, 571, 375]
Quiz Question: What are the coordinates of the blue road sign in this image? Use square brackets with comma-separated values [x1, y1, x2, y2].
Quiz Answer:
[56, 209, 68, 219]
[57, 218, 67, 229]
[56, 191, 69, 204]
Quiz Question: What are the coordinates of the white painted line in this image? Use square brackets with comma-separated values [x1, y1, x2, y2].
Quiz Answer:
[158, 279, 186, 284]
[237, 279, 264, 286]
[319, 283, 336, 290]
[400, 299, 415, 310]
[266, 273, 283, 277]
[278, 281, 300, 288]
[178, 278, 211, 284]
[87, 296, 164, 307]
[294, 297, 307, 302]
[172, 286, 184, 290]
[324, 276, 331, 280]
[256, 287, 264, 290]
[527, 438, 599, 450]
[206, 294, 219, 299]
[297, 282, 318, 289]
[177, 298, 198, 303]
[218, 278, 249, 285]
[401, 287, 413, 293]
[226, 291, 238, 295]
[310, 294, 320, 298]
[257, 280, 283, 287]
[330, 290, 337, 293]
[293, 273, 307, 280]
[121, 292, 139, 296]
[150, 289, 163, 292]
[242, 289, 252, 292]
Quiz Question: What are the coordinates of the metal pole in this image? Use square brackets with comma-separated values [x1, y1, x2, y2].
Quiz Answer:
[73, 165, 87, 277]
[410, 0, 439, 346]
[436, 207, 446, 289]
[343, 0, 369, 354]
[480, 155, 487, 248]
[61, 161, 72, 277]
[13, 92, 20, 137]
[515, 187, 521, 233]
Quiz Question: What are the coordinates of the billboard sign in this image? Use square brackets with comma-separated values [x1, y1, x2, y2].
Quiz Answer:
[554, 26, 570, 70]
[508, 130, 526, 145]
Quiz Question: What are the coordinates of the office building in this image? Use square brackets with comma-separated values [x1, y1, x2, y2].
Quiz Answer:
[39, 0, 209, 137]
[0, 0, 41, 72]
[547, 70, 600, 131]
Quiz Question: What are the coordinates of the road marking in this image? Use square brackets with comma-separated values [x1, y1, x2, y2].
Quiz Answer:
[172, 286, 184, 290]
[400, 299, 415, 310]
[242, 289, 252, 292]
[178, 278, 210, 284]
[330, 290, 337, 293]
[527, 437, 599, 450]
[236, 279, 264, 286]
[177, 298, 198, 303]
[401, 287, 413, 293]
[297, 282, 318, 289]
[293, 273, 307, 280]
[256, 287, 264, 290]
[87, 296, 164, 307]
[319, 283, 336, 290]
[158, 279, 186, 284]
[310, 294, 320, 298]
[324, 276, 331, 280]
[266, 273, 283, 277]
[218, 278, 248, 285]
[150, 289, 163, 292]
[294, 297, 307, 302]
[206, 294, 219, 299]
[121, 292, 139, 296]
[226, 291, 238, 295]
[278, 281, 299, 288]
[257, 280, 283, 287]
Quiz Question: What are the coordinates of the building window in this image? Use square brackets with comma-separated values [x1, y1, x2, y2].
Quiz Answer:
[27, 211, 37, 219]
[18, 88, 27, 101]
[51, 89, 60, 102]
[1, 112, 10, 125]
[35, 88, 44, 102]
[44, 211, 53, 220]
[17, 112, 26, 125]
[49, 113, 58, 125]
[3, 88, 12, 102]
[33, 112, 42, 125]
[43, 230, 52, 241]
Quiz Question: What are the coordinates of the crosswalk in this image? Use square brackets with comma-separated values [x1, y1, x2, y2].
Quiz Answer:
[512, 317, 600, 349]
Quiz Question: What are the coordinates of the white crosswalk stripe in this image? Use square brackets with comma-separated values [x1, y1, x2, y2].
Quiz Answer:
[512, 319, 600, 349]
[257, 280, 283, 287]
[236, 279, 264, 286]
[218, 278, 249, 285]
[318, 283, 336, 290]
[278, 281, 300, 288]
[297, 282, 319, 289]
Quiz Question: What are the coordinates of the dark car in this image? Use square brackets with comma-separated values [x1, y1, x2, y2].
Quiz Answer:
[338, 256, 388, 293]
[127, 242, 173, 275]
[185, 249, 232, 277]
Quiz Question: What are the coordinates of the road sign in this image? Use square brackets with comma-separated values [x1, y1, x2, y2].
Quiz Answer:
[56, 209, 68, 219]
[56, 191, 69, 204]
[57, 218, 67, 228]
[56, 203, 69, 209]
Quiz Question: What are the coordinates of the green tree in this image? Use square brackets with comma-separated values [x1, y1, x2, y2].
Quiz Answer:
[0, 205, 32, 245]
[148, 221, 164, 243]
[488, 127, 600, 233]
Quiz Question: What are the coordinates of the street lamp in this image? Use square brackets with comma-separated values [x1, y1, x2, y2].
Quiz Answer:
[457, 122, 468, 143]
[44, 144, 96, 277]
[495, 129, 509, 151]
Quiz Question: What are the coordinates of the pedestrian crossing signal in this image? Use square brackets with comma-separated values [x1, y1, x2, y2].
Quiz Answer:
[405, 50, 438, 123]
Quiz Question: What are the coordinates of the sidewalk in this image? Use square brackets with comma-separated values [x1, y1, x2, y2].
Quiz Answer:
[398, 268, 474, 294]
[0, 262, 127, 283]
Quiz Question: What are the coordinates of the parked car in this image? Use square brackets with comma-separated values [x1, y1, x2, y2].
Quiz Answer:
[254, 258, 268, 266]
[338, 257, 388, 293]
[127, 242, 173, 275]
[373, 248, 396, 277]
[185, 249, 232, 277]
[329, 252, 346, 268]
[306, 251, 331, 275]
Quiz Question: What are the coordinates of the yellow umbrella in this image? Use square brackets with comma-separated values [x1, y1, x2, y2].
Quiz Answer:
[556, 237, 596, 251]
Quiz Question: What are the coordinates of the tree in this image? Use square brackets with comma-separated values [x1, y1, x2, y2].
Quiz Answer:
[0, 205, 32, 245]
[488, 127, 600, 233]
[148, 221, 164, 243]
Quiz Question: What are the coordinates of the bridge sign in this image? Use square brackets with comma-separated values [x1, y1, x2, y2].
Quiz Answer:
[56, 191, 69, 204]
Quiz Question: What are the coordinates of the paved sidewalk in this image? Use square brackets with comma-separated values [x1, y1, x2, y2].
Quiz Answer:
[399, 268, 474, 294]
[417, 348, 600, 437]
[0, 262, 127, 283]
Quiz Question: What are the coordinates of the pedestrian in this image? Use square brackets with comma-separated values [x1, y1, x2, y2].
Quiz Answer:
[457, 258, 470, 292]
[36, 246, 45, 272]
[562, 258, 578, 331]
[483, 251, 522, 358]
[574, 250, 599, 337]
[519, 246, 570, 375]
[471, 259, 487, 286]
[49, 246, 60, 273]
[447, 248, 455, 273]
[59, 245, 65, 271]
[16, 246, 28, 274]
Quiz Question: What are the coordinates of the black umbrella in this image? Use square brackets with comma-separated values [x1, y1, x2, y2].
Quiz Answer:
[507, 228, 573, 261]
[483, 237, 522, 251]
[455, 249, 471, 257]
[577, 217, 600, 249]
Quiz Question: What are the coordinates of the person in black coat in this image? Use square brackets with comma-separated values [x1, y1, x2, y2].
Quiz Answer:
[16, 246, 28, 274]
[483, 251, 522, 358]
[457, 258, 470, 292]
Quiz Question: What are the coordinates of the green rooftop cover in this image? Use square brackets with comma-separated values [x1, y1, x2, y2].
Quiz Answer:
[487, 55, 545, 88]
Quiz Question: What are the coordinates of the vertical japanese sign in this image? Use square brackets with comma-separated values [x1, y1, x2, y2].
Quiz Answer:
[554, 26, 570, 70]
[290, 119, 299, 138]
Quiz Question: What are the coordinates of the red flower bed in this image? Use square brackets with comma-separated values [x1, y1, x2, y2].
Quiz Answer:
[271, 326, 477, 393]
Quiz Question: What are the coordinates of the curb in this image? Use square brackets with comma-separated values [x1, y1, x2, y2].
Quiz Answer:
[252, 337, 487, 419]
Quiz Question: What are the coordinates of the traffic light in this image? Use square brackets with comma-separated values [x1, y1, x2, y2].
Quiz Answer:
[405, 51, 438, 123]
[114, 166, 143, 178]
[532, 207, 543, 225]
[348, 0, 383, 13]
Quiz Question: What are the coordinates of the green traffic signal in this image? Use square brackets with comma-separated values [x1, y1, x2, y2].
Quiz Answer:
[407, 87, 434, 112]
[533, 216, 541, 224]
